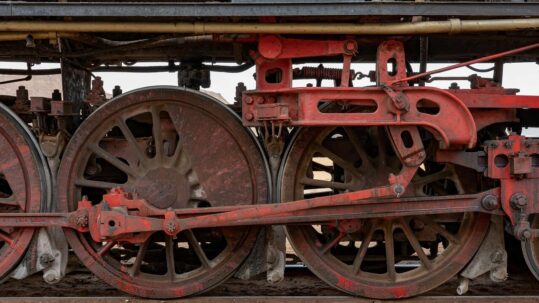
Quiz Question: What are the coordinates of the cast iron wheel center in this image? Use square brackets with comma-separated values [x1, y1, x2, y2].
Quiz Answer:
[134, 168, 190, 209]
[57, 87, 270, 299]
[279, 125, 489, 299]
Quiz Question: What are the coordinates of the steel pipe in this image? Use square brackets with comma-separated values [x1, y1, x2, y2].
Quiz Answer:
[0, 18, 537, 35]
[0, 32, 79, 41]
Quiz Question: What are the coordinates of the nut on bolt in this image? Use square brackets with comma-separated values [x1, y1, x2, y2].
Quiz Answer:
[245, 112, 254, 121]
[510, 193, 528, 209]
[76, 215, 89, 228]
[481, 194, 499, 210]
[166, 222, 177, 233]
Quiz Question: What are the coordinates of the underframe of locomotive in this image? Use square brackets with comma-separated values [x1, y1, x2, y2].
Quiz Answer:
[0, 3, 538, 299]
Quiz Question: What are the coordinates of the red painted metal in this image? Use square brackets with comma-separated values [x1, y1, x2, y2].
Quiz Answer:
[243, 86, 478, 148]
[390, 42, 539, 85]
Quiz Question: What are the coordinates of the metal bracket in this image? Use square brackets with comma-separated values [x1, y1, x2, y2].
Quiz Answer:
[458, 216, 508, 294]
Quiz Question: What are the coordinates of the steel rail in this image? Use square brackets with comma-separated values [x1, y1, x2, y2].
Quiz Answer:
[0, 18, 537, 35]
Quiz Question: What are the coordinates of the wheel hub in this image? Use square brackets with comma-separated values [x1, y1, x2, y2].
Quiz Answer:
[134, 168, 190, 209]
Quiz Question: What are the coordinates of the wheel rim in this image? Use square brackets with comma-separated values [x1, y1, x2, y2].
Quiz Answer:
[57, 87, 270, 298]
[522, 215, 539, 281]
[0, 103, 49, 279]
[279, 126, 489, 299]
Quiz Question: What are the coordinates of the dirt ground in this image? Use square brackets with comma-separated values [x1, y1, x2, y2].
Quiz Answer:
[0, 256, 538, 298]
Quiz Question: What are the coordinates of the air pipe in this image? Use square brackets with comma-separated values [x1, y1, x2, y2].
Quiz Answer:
[0, 18, 536, 36]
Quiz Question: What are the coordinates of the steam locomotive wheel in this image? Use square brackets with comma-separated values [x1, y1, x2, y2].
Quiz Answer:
[57, 87, 270, 298]
[521, 215, 539, 281]
[279, 126, 489, 299]
[0, 104, 50, 279]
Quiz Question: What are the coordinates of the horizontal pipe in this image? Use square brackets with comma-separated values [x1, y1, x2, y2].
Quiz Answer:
[0, 18, 537, 35]
[0, 32, 79, 41]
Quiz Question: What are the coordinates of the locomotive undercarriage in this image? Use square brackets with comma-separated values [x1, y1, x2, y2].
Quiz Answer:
[0, 6, 538, 299]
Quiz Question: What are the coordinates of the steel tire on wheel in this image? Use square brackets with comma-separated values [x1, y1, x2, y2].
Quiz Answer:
[0, 103, 51, 279]
[57, 87, 270, 298]
[279, 126, 489, 299]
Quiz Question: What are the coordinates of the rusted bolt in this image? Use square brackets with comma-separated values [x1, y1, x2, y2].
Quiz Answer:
[521, 228, 532, 241]
[504, 141, 512, 149]
[256, 96, 265, 104]
[392, 184, 405, 197]
[490, 249, 505, 264]
[481, 195, 499, 210]
[166, 222, 177, 233]
[39, 253, 55, 266]
[510, 193, 528, 209]
[43, 272, 59, 284]
[245, 112, 254, 121]
[244, 96, 253, 105]
[344, 40, 357, 54]
[76, 215, 89, 228]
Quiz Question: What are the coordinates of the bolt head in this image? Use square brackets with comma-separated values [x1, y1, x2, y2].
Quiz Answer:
[482, 195, 499, 210]
[244, 96, 253, 104]
[166, 222, 177, 233]
[511, 193, 528, 209]
[43, 272, 58, 284]
[522, 229, 532, 240]
[245, 112, 254, 121]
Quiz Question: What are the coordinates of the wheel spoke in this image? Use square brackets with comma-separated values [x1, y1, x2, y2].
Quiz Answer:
[170, 141, 184, 168]
[412, 168, 453, 186]
[0, 231, 14, 246]
[399, 218, 432, 270]
[75, 178, 122, 189]
[384, 223, 396, 281]
[0, 196, 19, 208]
[352, 224, 375, 274]
[314, 144, 361, 177]
[165, 236, 176, 280]
[320, 231, 345, 255]
[343, 127, 374, 170]
[151, 106, 164, 162]
[300, 177, 351, 190]
[88, 144, 138, 177]
[97, 241, 116, 257]
[374, 127, 387, 168]
[128, 238, 150, 277]
[419, 216, 460, 245]
[185, 230, 212, 269]
[115, 118, 148, 168]
[311, 161, 334, 174]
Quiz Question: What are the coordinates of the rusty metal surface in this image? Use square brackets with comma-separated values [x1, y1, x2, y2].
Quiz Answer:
[2, 2, 539, 18]
[55, 87, 271, 299]
[0, 103, 50, 280]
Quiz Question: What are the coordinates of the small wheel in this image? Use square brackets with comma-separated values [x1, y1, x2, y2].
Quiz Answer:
[57, 87, 270, 298]
[0, 103, 50, 279]
[279, 125, 489, 299]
